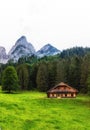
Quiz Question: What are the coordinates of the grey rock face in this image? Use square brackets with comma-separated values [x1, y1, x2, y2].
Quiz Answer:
[8, 36, 36, 61]
[0, 36, 61, 63]
[0, 46, 9, 64]
[36, 44, 60, 57]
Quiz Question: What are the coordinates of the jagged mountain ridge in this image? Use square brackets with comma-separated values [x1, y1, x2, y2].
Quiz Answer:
[0, 36, 61, 63]
[36, 44, 60, 57]
[8, 36, 36, 61]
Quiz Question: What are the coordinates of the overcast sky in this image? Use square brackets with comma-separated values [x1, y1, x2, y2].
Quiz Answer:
[0, 0, 90, 53]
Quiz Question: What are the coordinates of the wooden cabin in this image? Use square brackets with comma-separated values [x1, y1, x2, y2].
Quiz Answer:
[47, 82, 78, 98]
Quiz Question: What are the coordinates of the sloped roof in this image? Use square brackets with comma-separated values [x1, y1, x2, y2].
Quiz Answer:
[47, 82, 78, 93]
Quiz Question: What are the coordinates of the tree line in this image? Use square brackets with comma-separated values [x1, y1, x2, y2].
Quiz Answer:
[0, 47, 90, 94]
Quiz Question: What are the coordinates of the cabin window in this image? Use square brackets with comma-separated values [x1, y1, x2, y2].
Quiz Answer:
[63, 94, 65, 97]
[67, 94, 69, 97]
[67, 94, 71, 97]
[50, 94, 52, 97]
[73, 93, 76, 97]
[54, 94, 56, 97]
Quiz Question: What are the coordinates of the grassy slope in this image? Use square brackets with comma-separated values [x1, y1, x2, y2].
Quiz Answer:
[0, 92, 90, 130]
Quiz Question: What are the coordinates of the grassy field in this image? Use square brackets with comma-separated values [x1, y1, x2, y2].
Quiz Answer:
[0, 91, 90, 130]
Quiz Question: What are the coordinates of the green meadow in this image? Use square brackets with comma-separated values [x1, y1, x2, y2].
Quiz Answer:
[0, 91, 90, 130]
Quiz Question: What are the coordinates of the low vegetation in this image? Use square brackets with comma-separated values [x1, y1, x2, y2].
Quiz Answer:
[2, 66, 19, 93]
[0, 92, 90, 130]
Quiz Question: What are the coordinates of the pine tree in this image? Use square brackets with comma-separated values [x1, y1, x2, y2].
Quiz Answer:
[86, 66, 90, 95]
[2, 66, 19, 93]
[86, 75, 90, 95]
[16, 64, 29, 90]
[47, 61, 57, 89]
[56, 60, 66, 84]
[68, 56, 81, 90]
[36, 63, 48, 92]
[80, 54, 90, 93]
[29, 64, 38, 90]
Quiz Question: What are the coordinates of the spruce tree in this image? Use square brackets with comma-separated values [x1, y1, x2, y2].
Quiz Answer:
[47, 62, 57, 89]
[80, 54, 90, 93]
[16, 64, 29, 90]
[86, 75, 90, 95]
[36, 63, 48, 92]
[56, 60, 66, 84]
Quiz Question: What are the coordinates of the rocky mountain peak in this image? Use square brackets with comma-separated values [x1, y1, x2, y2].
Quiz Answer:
[36, 43, 60, 57]
[8, 36, 36, 61]
[15, 36, 27, 46]
[0, 36, 61, 63]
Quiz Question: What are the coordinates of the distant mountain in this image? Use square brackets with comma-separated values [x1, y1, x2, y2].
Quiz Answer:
[1, 35, 90, 64]
[36, 44, 60, 57]
[0, 36, 61, 63]
[0, 46, 9, 64]
[8, 36, 36, 61]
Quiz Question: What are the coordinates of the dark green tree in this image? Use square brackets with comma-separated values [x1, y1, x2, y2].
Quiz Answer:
[16, 64, 29, 90]
[47, 61, 57, 89]
[29, 64, 38, 90]
[56, 60, 66, 84]
[68, 56, 81, 90]
[2, 66, 19, 93]
[80, 54, 90, 93]
[86, 69, 90, 95]
[36, 63, 48, 92]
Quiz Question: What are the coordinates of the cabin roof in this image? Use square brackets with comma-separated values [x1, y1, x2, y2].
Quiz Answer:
[47, 82, 78, 93]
